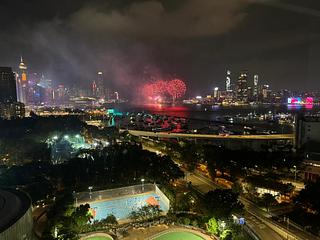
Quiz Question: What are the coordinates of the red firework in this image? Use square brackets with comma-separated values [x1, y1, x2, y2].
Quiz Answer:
[153, 80, 167, 95]
[141, 83, 155, 98]
[166, 79, 187, 100]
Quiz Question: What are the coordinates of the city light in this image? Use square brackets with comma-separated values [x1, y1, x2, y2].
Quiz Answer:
[53, 136, 58, 140]
[64, 135, 69, 139]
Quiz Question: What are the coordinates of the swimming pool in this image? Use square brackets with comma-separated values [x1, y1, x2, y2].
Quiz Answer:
[89, 192, 169, 221]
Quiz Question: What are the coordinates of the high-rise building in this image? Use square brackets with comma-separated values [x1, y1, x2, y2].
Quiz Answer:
[0, 67, 17, 103]
[96, 71, 104, 98]
[226, 70, 231, 92]
[0, 102, 25, 119]
[0, 67, 25, 119]
[92, 80, 97, 97]
[55, 85, 68, 104]
[253, 74, 259, 98]
[236, 71, 248, 102]
[213, 87, 219, 99]
[18, 57, 28, 104]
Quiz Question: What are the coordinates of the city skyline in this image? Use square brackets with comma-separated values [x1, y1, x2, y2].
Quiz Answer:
[1, 0, 320, 99]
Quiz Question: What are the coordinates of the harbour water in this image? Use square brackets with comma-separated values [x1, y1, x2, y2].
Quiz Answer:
[115, 103, 319, 121]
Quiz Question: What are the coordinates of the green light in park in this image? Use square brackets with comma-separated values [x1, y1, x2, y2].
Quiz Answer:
[53, 136, 58, 140]
[75, 134, 80, 138]
[64, 135, 69, 139]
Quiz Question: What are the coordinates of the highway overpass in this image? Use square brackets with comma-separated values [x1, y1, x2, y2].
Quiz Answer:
[121, 129, 295, 151]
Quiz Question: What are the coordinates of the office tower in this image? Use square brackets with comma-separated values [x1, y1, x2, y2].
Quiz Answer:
[18, 57, 28, 104]
[0, 67, 17, 103]
[226, 70, 231, 92]
[253, 74, 259, 97]
[236, 71, 248, 102]
[96, 71, 104, 98]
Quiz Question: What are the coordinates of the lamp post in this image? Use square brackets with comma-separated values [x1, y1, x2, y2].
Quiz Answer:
[141, 178, 145, 192]
[221, 220, 226, 232]
[293, 165, 297, 182]
[88, 186, 93, 199]
[73, 191, 78, 207]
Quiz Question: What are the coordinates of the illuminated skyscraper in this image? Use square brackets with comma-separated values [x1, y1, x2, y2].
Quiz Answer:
[236, 71, 248, 102]
[18, 56, 28, 104]
[253, 74, 259, 98]
[226, 70, 231, 92]
[96, 71, 104, 98]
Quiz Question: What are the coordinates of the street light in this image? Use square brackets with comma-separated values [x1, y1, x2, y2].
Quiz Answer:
[221, 220, 226, 231]
[53, 136, 58, 140]
[88, 186, 93, 199]
[75, 134, 80, 138]
[64, 135, 69, 140]
[141, 178, 145, 192]
[293, 165, 297, 182]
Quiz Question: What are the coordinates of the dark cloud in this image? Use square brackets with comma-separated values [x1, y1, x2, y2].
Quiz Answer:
[69, 0, 247, 38]
[0, 0, 320, 97]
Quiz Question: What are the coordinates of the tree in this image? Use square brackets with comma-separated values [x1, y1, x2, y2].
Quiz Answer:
[207, 217, 219, 235]
[180, 142, 199, 171]
[220, 229, 233, 240]
[71, 204, 92, 232]
[296, 179, 320, 214]
[231, 181, 243, 195]
[103, 214, 118, 225]
[204, 189, 243, 219]
[261, 193, 277, 212]
[129, 205, 162, 222]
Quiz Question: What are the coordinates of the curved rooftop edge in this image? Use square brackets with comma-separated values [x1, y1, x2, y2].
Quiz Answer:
[0, 188, 32, 233]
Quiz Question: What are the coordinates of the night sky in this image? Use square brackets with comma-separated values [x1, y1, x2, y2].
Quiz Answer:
[1, 0, 320, 98]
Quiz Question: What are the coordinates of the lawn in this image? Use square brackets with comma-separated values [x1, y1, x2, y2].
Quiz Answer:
[154, 231, 205, 240]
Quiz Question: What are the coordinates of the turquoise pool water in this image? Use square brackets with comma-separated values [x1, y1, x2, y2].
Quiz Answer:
[89, 192, 169, 220]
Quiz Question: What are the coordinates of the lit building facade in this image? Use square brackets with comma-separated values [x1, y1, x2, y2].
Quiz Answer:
[96, 71, 104, 99]
[226, 70, 231, 92]
[0, 102, 25, 119]
[236, 71, 248, 102]
[18, 57, 28, 104]
[253, 74, 259, 99]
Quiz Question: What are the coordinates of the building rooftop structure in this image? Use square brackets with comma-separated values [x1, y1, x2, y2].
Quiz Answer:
[0, 189, 31, 232]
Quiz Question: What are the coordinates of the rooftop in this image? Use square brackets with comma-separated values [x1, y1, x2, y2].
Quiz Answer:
[0, 189, 31, 232]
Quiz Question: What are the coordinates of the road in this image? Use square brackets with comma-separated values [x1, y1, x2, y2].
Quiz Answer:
[186, 173, 285, 240]
[122, 129, 295, 141]
[188, 172, 320, 240]
[143, 144, 317, 240]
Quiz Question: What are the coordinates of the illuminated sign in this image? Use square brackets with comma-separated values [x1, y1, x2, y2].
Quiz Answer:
[288, 97, 313, 105]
